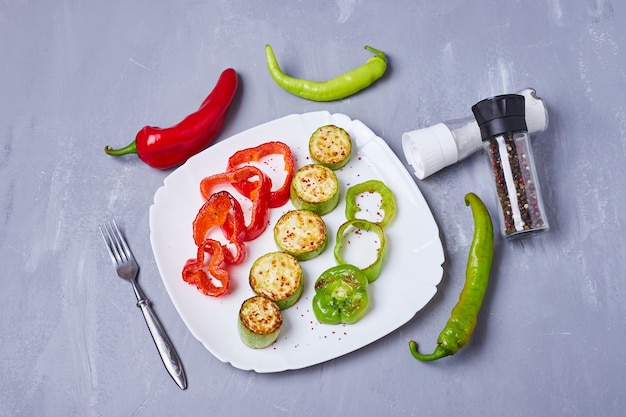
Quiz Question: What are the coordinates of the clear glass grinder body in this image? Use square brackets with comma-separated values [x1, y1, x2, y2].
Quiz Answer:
[472, 94, 549, 239]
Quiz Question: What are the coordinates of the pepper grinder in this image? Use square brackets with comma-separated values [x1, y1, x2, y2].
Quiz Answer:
[471, 94, 549, 239]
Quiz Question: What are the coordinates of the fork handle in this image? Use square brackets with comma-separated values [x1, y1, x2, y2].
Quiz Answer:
[137, 299, 188, 390]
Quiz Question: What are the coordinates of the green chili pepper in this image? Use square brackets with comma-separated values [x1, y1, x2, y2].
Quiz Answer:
[409, 192, 494, 361]
[345, 179, 395, 227]
[265, 44, 387, 102]
[334, 219, 387, 283]
[312, 264, 370, 325]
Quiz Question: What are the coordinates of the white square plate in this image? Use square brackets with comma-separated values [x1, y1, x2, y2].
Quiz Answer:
[149, 111, 444, 372]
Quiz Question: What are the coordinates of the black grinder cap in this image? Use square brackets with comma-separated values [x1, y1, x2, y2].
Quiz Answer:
[472, 94, 528, 141]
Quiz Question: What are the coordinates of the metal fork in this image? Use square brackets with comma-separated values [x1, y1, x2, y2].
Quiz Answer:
[99, 220, 187, 390]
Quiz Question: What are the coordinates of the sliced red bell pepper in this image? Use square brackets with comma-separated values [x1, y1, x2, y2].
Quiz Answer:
[182, 239, 230, 297]
[221, 203, 246, 265]
[226, 141, 295, 208]
[192, 190, 246, 264]
[200, 165, 271, 241]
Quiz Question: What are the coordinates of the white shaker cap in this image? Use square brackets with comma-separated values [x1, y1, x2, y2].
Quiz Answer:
[402, 122, 459, 180]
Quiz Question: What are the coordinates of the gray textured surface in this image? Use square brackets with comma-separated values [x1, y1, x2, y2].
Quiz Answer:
[2, 0, 625, 416]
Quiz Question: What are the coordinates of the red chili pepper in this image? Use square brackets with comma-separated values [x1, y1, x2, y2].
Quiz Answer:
[182, 239, 230, 297]
[104, 68, 238, 170]
[199, 165, 271, 241]
[192, 191, 246, 264]
[226, 141, 295, 208]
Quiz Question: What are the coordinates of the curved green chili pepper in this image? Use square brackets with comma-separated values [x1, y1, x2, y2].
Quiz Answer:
[345, 179, 395, 227]
[409, 192, 494, 361]
[334, 219, 387, 283]
[265, 44, 387, 102]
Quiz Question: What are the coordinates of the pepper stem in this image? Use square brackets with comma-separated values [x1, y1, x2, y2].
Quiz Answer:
[364, 45, 386, 60]
[104, 141, 138, 156]
[409, 341, 450, 361]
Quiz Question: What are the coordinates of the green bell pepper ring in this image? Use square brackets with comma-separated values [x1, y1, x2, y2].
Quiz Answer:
[409, 192, 494, 361]
[345, 179, 395, 227]
[312, 264, 370, 325]
[334, 219, 387, 283]
[265, 44, 387, 102]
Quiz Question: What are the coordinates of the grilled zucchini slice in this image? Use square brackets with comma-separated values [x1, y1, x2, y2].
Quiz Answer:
[309, 125, 352, 170]
[249, 251, 303, 310]
[238, 296, 282, 349]
[274, 209, 327, 261]
[290, 164, 340, 216]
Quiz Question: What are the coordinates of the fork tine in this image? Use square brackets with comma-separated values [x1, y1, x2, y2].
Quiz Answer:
[99, 220, 131, 265]
[111, 220, 134, 262]
[100, 221, 119, 264]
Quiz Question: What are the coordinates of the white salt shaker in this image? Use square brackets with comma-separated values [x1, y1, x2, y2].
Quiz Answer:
[402, 88, 548, 179]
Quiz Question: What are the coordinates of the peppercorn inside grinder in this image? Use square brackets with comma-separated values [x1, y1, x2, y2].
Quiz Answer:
[472, 94, 549, 239]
